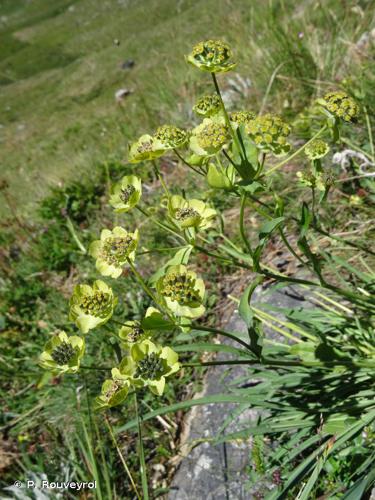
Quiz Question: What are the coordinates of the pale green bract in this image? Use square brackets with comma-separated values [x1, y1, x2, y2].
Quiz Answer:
[94, 379, 130, 409]
[69, 280, 117, 334]
[109, 175, 142, 213]
[112, 339, 180, 396]
[168, 194, 216, 230]
[128, 134, 165, 163]
[89, 227, 139, 279]
[39, 331, 85, 374]
[118, 307, 164, 346]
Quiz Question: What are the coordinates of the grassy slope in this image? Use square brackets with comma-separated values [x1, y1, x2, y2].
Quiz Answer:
[1, 0, 374, 217]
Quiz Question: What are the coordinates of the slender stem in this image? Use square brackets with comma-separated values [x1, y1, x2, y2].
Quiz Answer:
[211, 73, 245, 161]
[126, 258, 175, 322]
[311, 222, 375, 257]
[105, 417, 142, 500]
[136, 205, 185, 243]
[239, 194, 253, 257]
[191, 324, 251, 350]
[66, 216, 87, 254]
[364, 106, 374, 160]
[174, 148, 205, 176]
[265, 125, 327, 175]
[193, 244, 233, 265]
[222, 149, 237, 168]
[278, 228, 308, 269]
[183, 357, 375, 369]
[81, 365, 112, 371]
[134, 392, 149, 500]
[152, 160, 170, 198]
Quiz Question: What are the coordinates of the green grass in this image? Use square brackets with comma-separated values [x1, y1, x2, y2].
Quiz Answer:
[1, 0, 374, 217]
[1, 1, 375, 497]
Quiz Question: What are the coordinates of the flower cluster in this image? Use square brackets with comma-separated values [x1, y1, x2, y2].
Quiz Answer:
[128, 134, 164, 163]
[246, 114, 291, 156]
[230, 111, 256, 128]
[39, 331, 85, 374]
[69, 280, 117, 333]
[156, 265, 205, 319]
[320, 91, 359, 123]
[109, 175, 141, 213]
[111, 340, 180, 397]
[89, 227, 139, 278]
[168, 194, 216, 231]
[193, 94, 222, 117]
[190, 119, 229, 156]
[155, 125, 188, 149]
[304, 139, 330, 161]
[187, 40, 236, 73]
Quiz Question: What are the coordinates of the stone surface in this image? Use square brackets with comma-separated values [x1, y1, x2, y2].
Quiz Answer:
[169, 284, 309, 500]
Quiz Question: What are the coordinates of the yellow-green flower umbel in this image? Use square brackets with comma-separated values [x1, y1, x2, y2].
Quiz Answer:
[320, 91, 359, 123]
[119, 320, 149, 345]
[168, 194, 216, 230]
[230, 111, 256, 128]
[246, 114, 291, 156]
[156, 264, 205, 319]
[128, 134, 164, 163]
[95, 379, 130, 409]
[39, 331, 85, 374]
[69, 280, 117, 333]
[112, 339, 180, 396]
[89, 227, 139, 279]
[190, 119, 229, 157]
[118, 307, 167, 346]
[193, 94, 222, 117]
[187, 40, 236, 73]
[304, 139, 330, 161]
[154, 125, 188, 150]
[109, 175, 141, 213]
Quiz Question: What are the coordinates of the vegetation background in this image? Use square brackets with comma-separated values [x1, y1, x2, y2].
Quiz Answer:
[0, 0, 374, 498]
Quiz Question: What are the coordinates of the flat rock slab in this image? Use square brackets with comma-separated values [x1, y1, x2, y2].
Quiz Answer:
[169, 284, 309, 500]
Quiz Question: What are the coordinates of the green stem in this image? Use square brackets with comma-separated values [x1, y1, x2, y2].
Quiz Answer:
[222, 149, 237, 168]
[134, 392, 149, 500]
[191, 324, 251, 350]
[81, 365, 112, 371]
[183, 357, 375, 369]
[266, 125, 327, 175]
[174, 148, 205, 176]
[239, 194, 253, 257]
[105, 417, 141, 500]
[278, 227, 309, 269]
[66, 216, 87, 254]
[152, 160, 170, 199]
[211, 73, 245, 161]
[136, 205, 185, 242]
[126, 258, 175, 322]
[364, 106, 374, 160]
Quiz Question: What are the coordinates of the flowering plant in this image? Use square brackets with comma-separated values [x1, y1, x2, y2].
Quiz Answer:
[39, 39, 375, 498]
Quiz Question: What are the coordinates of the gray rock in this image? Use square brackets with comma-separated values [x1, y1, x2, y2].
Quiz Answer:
[169, 284, 308, 499]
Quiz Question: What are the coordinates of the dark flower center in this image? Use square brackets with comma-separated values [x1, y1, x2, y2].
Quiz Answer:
[162, 272, 200, 305]
[134, 353, 163, 379]
[103, 236, 135, 265]
[127, 323, 144, 343]
[80, 291, 112, 317]
[51, 342, 76, 365]
[120, 185, 136, 203]
[175, 207, 200, 221]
